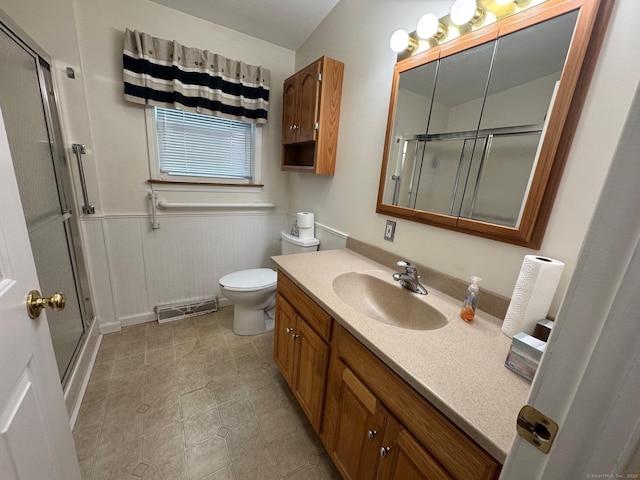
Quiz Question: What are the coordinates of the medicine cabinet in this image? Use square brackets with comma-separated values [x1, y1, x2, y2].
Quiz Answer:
[376, 0, 611, 248]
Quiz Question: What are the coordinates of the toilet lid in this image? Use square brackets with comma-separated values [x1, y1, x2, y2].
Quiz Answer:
[219, 268, 277, 291]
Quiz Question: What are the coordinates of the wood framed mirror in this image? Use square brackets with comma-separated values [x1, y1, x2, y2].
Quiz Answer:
[376, 0, 612, 248]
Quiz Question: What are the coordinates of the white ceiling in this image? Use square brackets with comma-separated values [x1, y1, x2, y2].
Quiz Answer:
[149, 0, 341, 50]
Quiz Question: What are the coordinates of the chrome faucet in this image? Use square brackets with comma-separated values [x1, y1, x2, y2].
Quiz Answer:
[393, 260, 428, 295]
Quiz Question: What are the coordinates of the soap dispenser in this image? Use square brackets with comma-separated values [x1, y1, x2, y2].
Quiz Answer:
[461, 276, 481, 323]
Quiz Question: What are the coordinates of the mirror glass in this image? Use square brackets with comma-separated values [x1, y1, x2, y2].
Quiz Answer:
[377, 1, 595, 248]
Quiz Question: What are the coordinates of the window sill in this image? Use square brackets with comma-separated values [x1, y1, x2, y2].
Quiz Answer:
[148, 179, 264, 193]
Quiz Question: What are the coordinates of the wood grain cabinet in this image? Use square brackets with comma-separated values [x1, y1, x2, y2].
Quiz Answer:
[273, 271, 501, 479]
[281, 56, 344, 175]
[274, 272, 332, 432]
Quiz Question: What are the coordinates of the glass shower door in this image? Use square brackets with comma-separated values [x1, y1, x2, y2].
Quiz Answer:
[0, 25, 92, 386]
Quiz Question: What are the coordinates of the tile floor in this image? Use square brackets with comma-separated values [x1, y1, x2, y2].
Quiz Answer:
[73, 307, 341, 480]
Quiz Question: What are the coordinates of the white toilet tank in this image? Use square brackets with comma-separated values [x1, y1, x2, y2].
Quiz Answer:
[281, 231, 319, 255]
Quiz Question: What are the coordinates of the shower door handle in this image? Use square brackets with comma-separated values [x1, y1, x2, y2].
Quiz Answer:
[72, 143, 95, 215]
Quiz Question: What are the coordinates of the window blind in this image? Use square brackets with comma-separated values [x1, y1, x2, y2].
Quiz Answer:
[155, 107, 253, 179]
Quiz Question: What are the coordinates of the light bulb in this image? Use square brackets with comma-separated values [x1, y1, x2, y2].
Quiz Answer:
[416, 13, 440, 39]
[450, 0, 484, 26]
[390, 29, 415, 52]
[494, 0, 513, 4]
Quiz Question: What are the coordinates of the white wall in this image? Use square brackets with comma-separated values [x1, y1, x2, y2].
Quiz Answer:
[292, 0, 640, 317]
[1, 0, 296, 331]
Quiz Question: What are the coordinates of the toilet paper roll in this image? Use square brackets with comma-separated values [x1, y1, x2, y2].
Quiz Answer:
[298, 228, 314, 240]
[502, 255, 565, 338]
[297, 212, 314, 229]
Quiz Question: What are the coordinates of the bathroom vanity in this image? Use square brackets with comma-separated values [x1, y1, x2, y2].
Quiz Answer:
[272, 248, 530, 479]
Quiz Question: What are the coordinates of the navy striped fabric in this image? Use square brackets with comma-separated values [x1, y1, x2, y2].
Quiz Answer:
[122, 29, 270, 124]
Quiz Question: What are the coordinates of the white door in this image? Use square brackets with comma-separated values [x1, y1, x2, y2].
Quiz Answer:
[500, 85, 640, 477]
[0, 109, 81, 479]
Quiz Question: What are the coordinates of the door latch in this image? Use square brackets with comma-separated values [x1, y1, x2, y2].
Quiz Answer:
[516, 405, 558, 454]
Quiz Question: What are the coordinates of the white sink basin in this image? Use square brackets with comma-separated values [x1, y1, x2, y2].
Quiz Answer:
[332, 271, 449, 331]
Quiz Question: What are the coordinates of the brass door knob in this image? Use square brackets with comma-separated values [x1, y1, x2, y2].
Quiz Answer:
[26, 290, 66, 319]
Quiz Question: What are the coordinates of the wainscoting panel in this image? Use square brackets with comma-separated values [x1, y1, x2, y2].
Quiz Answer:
[142, 212, 285, 310]
[104, 217, 150, 323]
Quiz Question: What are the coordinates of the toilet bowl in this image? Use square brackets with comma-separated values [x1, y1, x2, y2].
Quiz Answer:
[219, 230, 319, 335]
[219, 268, 278, 335]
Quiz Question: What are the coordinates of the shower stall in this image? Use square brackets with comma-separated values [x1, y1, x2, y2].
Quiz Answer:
[0, 14, 94, 389]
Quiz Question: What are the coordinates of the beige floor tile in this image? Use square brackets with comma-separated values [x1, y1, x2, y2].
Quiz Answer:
[73, 423, 101, 476]
[232, 447, 279, 480]
[183, 407, 222, 447]
[207, 369, 247, 404]
[98, 413, 143, 452]
[269, 429, 317, 478]
[142, 421, 184, 464]
[143, 391, 182, 434]
[217, 395, 255, 428]
[258, 402, 303, 443]
[201, 465, 234, 480]
[179, 367, 212, 395]
[246, 380, 289, 417]
[181, 387, 217, 418]
[185, 436, 230, 480]
[226, 419, 267, 461]
[146, 343, 175, 364]
[92, 436, 142, 480]
[78, 312, 338, 479]
[142, 452, 188, 480]
[74, 398, 106, 431]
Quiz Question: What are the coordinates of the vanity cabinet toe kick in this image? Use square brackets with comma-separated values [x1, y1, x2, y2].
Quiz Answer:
[273, 270, 501, 480]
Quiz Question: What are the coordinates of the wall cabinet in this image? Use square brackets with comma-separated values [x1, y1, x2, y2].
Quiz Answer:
[281, 56, 344, 175]
[274, 272, 332, 431]
[273, 270, 500, 479]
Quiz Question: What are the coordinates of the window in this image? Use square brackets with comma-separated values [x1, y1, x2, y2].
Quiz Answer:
[149, 107, 260, 184]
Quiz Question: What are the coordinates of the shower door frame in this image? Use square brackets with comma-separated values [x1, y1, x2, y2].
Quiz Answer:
[0, 11, 94, 388]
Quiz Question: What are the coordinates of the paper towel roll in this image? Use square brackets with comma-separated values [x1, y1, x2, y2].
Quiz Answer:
[502, 255, 565, 338]
[297, 212, 314, 228]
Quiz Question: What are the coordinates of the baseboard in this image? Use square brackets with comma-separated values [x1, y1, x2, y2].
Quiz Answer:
[99, 320, 122, 335]
[66, 318, 101, 429]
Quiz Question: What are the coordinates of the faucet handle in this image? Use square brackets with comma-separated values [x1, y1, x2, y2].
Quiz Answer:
[397, 260, 417, 273]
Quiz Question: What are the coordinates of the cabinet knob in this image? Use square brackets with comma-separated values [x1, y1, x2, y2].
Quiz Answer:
[367, 430, 377, 441]
[292, 125, 298, 130]
[380, 446, 391, 458]
[286, 327, 293, 333]
[291, 334, 299, 340]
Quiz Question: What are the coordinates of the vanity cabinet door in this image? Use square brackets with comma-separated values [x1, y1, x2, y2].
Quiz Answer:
[274, 293, 297, 386]
[292, 317, 329, 432]
[376, 415, 452, 480]
[329, 360, 387, 480]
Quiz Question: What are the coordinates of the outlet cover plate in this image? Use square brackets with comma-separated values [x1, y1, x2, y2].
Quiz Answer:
[384, 220, 396, 242]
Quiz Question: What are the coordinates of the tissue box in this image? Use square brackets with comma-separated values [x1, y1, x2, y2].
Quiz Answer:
[505, 332, 546, 381]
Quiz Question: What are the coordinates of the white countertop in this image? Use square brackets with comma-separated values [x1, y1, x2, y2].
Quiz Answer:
[272, 248, 531, 463]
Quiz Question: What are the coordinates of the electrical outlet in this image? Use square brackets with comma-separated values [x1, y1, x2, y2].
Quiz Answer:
[384, 220, 396, 242]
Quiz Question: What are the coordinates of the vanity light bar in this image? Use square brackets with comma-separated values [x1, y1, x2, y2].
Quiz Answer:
[390, 0, 546, 54]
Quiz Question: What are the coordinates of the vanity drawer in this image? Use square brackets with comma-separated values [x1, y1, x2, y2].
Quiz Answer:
[277, 271, 332, 341]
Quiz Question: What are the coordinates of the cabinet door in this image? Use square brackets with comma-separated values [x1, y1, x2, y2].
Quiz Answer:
[295, 61, 321, 143]
[330, 361, 387, 480]
[292, 317, 329, 432]
[274, 293, 296, 386]
[376, 415, 452, 480]
[282, 76, 298, 145]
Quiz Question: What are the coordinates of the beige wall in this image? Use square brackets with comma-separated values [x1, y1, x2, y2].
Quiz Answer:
[292, 0, 640, 316]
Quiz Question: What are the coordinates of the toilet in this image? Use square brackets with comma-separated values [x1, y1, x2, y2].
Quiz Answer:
[219, 231, 319, 335]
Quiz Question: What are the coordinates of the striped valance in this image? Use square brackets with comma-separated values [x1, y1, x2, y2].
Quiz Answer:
[123, 29, 270, 124]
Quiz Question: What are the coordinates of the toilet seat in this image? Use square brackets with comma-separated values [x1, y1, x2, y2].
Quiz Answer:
[219, 268, 277, 292]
